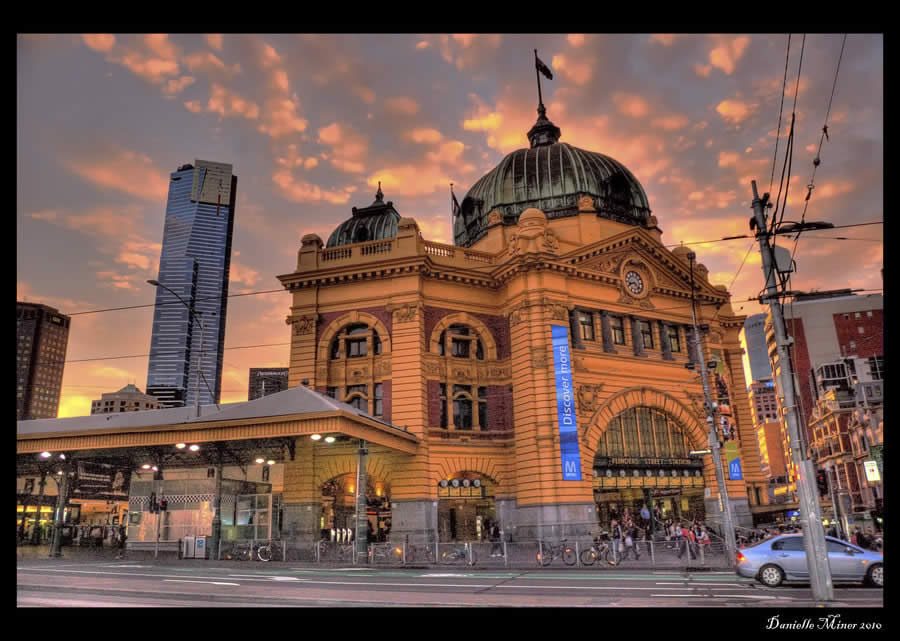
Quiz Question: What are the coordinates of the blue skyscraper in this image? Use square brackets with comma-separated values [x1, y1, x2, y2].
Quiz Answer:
[146, 160, 236, 408]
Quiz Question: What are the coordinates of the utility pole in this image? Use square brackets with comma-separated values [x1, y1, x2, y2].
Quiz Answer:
[355, 439, 368, 563]
[687, 252, 737, 567]
[750, 179, 833, 601]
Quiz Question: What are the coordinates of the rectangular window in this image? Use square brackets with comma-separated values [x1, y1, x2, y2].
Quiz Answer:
[639, 320, 654, 349]
[453, 398, 473, 430]
[867, 311, 873, 318]
[610, 316, 625, 345]
[579, 311, 595, 341]
[346, 384, 367, 396]
[478, 386, 487, 429]
[374, 383, 383, 417]
[439, 383, 447, 428]
[326, 387, 338, 399]
[346, 338, 367, 358]
[868, 355, 884, 380]
[451, 338, 470, 358]
[667, 325, 681, 352]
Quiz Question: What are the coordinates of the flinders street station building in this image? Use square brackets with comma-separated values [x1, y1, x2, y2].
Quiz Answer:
[275, 104, 763, 543]
[17, 104, 766, 553]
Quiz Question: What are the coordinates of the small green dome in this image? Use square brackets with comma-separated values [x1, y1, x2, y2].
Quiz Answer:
[326, 183, 402, 248]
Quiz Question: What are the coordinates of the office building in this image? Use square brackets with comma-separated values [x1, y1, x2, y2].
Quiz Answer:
[91, 383, 161, 414]
[248, 368, 290, 400]
[739, 313, 772, 389]
[16, 302, 70, 420]
[146, 160, 237, 409]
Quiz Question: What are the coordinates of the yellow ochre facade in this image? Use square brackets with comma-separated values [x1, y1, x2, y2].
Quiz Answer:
[277, 115, 765, 542]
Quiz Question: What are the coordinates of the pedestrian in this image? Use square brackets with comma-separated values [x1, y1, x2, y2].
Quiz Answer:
[489, 521, 502, 557]
[609, 519, 624, 565]
[114, 523, 127, 559]
[624, 522, 640, 560]
[851, 528, 860, 547]
[677, 522, 696, 560]
[640, 504, 651, 529]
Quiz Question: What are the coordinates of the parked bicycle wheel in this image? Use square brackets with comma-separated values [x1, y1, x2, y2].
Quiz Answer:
[257, 544, 272, 562]
[580, 548, 598, 566]
[562, 546, 577, 566]
[537, 542, 552, 567]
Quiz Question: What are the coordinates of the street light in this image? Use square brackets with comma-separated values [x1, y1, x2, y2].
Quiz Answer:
[255, 457, 265, 464]
[40, 452, 51, 458]
[146, 278, 208, 417]
[189, 444, 200, 452]
[310, 434, 322, 441]
[175, 443, 186, 449]
[324, 436, 335, 443]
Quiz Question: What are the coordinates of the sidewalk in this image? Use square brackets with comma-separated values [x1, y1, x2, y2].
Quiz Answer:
[17, 543, 732, 573]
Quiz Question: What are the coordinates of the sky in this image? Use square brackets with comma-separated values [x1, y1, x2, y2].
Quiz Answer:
[17, 33, 883, 418]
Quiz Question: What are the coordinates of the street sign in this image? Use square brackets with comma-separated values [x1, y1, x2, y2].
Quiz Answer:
[864, 460, 881, 482]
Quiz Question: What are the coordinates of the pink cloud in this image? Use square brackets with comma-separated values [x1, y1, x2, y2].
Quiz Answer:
[162, 75, 195, 96]
[649, 34, 679, 46]
[716, 98, 758, 124]
[415, 41, 429, 50]
[205, 34, 223, 51]
[143, 34, 178, 61]
[272, 170, 355, 204]
[82, 34, 116, 53]
[408, 128, 444, 144]
[651, 114, 690, 131]
[184, 100, 204, 113]
[707, 35, 751, 75]
[567, 34, 586, 47]
[207, 84, 260, 120]
[260, 42, 282, 67]
[64, 151, 169, 202]
[384, 97, 420, 116]
[352, 85, 377, 105]
[183, 51, 239, 75]
[694, 64, 713, 78]
[718, 151, 740, 167]
[552, 54, 593, 86]
[613, 92, 651, 118]
[317, 122, 368, 174]
[28, 209, 59, 222]
[117, 52, 179, 82]
[258, 96, 308, 138]
[229, 260, 261, 286]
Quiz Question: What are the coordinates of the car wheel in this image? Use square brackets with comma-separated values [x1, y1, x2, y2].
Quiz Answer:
[758, 564, 785, 587]
[866, 564, 883, 588]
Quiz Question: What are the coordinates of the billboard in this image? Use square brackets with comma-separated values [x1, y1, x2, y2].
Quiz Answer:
[72, 461, 132, 500]
[550, 325, 583, 481]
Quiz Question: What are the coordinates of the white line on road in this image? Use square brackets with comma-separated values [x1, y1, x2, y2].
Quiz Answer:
[655, 582, 751, 587]
[650, 594, 777, 600]
[163, 580, 240, 586]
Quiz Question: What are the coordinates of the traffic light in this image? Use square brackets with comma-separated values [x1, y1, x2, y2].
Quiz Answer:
[159, 499, 168, 512]
[148, 492, 157, 513]
[815, 471, 829, 497]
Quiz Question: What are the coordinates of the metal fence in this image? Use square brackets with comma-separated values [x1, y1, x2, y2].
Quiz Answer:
[206, 539, 732, 569]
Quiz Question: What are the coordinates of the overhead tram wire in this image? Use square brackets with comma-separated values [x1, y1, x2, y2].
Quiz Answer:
[770, 34, 793, 195]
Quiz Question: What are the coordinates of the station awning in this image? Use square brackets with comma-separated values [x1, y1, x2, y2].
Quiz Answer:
[17, 385, 419, 465]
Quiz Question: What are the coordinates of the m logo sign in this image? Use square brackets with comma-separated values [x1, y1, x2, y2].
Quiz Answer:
[551, 325, 582, 481]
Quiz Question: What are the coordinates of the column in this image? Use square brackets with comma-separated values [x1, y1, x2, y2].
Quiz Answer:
[281, 438, 322, 545]
[568, 309, 583, 350]
[658, 321, 674, 361]
[631, 316, 646, 357]
[599, 310, 616, 354]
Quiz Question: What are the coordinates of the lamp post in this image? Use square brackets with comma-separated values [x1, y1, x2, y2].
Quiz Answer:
[147, 279, 207, 416]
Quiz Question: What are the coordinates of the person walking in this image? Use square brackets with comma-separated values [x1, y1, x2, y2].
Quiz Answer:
[489, 521, 502, 557]
[114, 523, 127, 560]
[624, 521, 641, 560]
[609, 519, 624, 565]
[677, 522, 696, 560]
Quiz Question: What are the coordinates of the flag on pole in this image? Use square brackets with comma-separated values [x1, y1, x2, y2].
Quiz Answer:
[450, 183, 460, 218]
[535, 55, 553, 80]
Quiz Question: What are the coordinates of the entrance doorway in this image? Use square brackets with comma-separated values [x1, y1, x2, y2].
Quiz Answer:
[320, 473, 391, 542]
[436, 473, 496, 542]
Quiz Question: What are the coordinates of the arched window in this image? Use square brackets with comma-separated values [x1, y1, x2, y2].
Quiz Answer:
[596, 407, 691, 459]
[329, 323, 382, 360]
[437, 324, 484, 360]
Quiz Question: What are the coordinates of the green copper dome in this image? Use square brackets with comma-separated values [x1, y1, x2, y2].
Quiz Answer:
[326, 183, 402, 248]
[453, 108, 652, 247]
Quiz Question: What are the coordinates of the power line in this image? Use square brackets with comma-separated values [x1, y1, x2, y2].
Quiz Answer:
[67, 288, 286, 317]
[770, 34, 792, 194]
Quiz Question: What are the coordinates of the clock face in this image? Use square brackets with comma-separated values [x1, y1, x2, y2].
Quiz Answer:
[625, 270, 644, 295]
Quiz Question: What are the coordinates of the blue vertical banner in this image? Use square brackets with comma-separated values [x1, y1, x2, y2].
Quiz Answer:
[551, 325, 583, 481]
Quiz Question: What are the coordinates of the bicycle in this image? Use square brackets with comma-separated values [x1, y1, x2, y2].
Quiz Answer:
[405, 543, 436, 564]
[368, 543, 403, 564]
[223, 540, 254, 561]
[441, 543, 476, 565]
[256, 540, 283, 562]
[537, 539, 577, 567]
[580, 535, 618, 566]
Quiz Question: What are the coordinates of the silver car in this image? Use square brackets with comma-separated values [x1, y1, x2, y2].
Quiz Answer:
[735, 534, 883, 588]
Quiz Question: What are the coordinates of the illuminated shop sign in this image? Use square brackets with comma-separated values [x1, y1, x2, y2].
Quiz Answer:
[551, 324, 582, 481]
[864, 460, 881, 482]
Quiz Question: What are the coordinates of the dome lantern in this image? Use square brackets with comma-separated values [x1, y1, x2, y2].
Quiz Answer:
[325, 181, 402, 248]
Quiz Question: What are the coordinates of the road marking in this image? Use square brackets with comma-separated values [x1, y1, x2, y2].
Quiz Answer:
[227, 574, 307, 581]
[421, 574, 474, 578]
[164, 580, 240, 586]
[655, 582, 750, 587]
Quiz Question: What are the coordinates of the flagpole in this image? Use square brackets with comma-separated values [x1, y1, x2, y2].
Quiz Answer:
[534, 49, 543, 109]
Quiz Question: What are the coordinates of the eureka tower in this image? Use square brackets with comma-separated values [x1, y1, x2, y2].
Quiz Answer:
[146, 160, 236, 409]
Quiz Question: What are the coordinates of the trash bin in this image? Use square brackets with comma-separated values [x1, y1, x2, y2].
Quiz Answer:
[194, 536, 207, 560]
[182, 536, 195, 559]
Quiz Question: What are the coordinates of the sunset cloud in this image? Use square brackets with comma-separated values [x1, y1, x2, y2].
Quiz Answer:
[718, 151, 740, 167]
[162, 75, 195, 96]
[258, 95, 308, 138]
[64, 151, 169, 201]
[567, 34, 586, 47]
[143, 34, 178, 61]
[230, 260, 261, 286]
[552, 54, 592, 86]
[317, 122, 368, 173]
[651, 114, 690, 131]
[707, 36, 751, 75]
[384, 97, 420, 116]
[613, 92, 651, 118]
[715, 98, 757, 124]
[205, 34, 223, 51]
[183, 51, 239, 75]
[408, 128, 444, 144]
[207, 83, 260, 120]
[272, 170, 355, 204]
[82, 34, 115, 53]
[649, 34, 679, 46]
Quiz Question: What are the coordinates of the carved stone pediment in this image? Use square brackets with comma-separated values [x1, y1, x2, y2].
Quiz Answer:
[392, 303, 419, 323]
[507, 301, 530, 327]
[286, 313, 318, 335]
[577, 384, 605, 414]
[542, 297, 569, 322]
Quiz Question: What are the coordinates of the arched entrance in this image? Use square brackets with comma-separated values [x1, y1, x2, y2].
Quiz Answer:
[592, 406, 706, 530]
[320, 473, 392, 542]
[437, 472, 496, 542]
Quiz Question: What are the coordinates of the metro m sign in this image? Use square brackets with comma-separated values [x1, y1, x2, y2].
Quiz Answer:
[551, 324, 583, 481]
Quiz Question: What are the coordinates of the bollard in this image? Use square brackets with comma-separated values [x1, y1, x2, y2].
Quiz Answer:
[503, 541, 508, 568]
[575, 540, 581, 566]
[650, 540, 655, 567]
